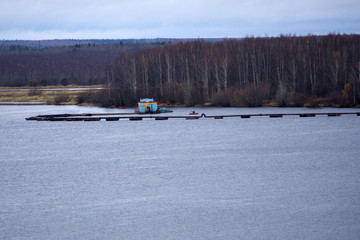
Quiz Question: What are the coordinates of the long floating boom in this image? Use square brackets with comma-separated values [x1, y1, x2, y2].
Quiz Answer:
[26, 112, 360, 121]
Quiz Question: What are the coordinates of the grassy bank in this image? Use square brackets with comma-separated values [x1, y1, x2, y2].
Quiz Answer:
[0, 85, 104, 105]
[0, 84, 104, 90]
[1, 85, 359, 108]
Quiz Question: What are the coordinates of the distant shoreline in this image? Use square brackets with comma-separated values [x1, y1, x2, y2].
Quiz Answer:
[0, 84, 104, 90]
[1, 85, 359, 108]
[0, 85, 104, 106]
[0, 102, 46, 105]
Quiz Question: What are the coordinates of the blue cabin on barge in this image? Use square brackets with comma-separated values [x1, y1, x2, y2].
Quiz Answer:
[138, 98, 158, 113]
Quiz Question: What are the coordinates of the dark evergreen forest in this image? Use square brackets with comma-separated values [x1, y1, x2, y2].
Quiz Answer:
[0, 41, 166, 87]
[103, 34, 360, 107]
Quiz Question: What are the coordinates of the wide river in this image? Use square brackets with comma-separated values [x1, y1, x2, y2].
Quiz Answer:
[1, 105, 360, 240]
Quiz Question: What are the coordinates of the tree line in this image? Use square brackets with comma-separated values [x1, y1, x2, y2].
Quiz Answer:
[0, 41, 164, 87]
[102, 34, 360, 107]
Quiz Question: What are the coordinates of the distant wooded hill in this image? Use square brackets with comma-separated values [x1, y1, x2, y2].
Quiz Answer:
[0, 38, 224, 49]
[0, 40, 173, 86]
[0, 38, 223, 87]
[0, 39, 178, 48]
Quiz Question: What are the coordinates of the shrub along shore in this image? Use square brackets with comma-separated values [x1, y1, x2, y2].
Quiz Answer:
[1, 85, 359, 108]
[0, 85, 103, 105]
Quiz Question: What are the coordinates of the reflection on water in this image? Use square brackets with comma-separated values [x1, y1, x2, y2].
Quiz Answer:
[1, 105, 360, 240]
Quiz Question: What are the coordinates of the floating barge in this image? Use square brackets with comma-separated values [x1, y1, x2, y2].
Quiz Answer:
[26, 112, 360, 121]
[136, 98, 173, 114]
[137, 98, 158, 113]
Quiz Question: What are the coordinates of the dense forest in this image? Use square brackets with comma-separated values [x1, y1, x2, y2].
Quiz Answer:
[0, 40, 170, 87]
[101, 34, 360, 107]
[1, 35, 360, 107]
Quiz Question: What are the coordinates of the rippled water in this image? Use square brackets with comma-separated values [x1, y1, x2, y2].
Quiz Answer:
[1, 105, 360, 240]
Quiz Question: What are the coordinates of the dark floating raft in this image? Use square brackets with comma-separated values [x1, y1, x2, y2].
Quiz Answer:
[25, 112, 360, 121]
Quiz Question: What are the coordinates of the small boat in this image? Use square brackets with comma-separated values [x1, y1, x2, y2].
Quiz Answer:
[189, 111, 198, 115]
[158, 107, 173, 113]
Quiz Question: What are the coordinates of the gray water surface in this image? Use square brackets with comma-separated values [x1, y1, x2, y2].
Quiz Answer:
[1, 106, 359, 240]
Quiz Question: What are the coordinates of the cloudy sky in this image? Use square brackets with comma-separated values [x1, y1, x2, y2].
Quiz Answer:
[1, 0, 359, 40]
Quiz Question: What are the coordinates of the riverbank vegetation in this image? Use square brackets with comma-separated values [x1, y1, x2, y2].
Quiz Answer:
[0, 85, 103, 105]
[1, 35, 360, 108]
[100, 34, 360, 108]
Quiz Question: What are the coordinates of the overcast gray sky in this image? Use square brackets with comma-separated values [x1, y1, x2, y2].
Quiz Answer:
[1, 0, 359, 40]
